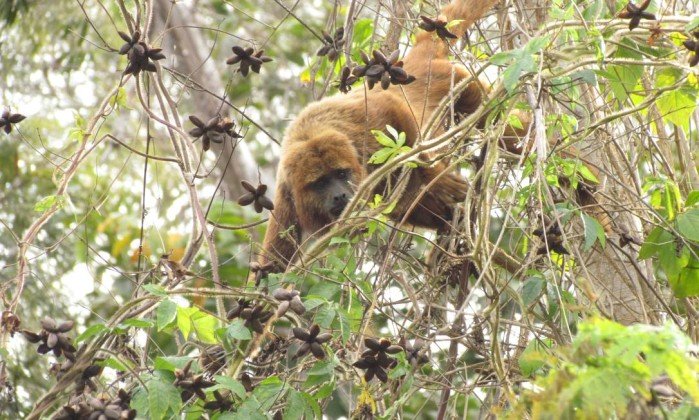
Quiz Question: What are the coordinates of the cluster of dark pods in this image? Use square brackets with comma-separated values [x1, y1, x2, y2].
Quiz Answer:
[226, 300, 273, 334]
[118, 31, 165, 75]
[54, 389, 135, 420]
[226, 46, 273, 77]
[174, 360, 215, 402]
[353, 338, 403, 383]
[418, 15, 458, 41]
[22, 317, 77, 361]
[352, 50, 416, 90]
[237, 181, 274, 213]
[188, 115, 242, 152]
[317, 28, 346, 61]
[273, 288, 306, 317]
[290, 324, 332, 360]
[618, 0, 656, 31]
[0, 108, 26, 134]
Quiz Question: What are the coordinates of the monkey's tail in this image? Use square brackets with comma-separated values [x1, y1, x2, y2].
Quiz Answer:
[409, 0, 499, 60]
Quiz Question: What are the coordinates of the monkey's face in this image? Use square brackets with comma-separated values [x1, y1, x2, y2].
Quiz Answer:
[282, 131, 365, 235]
[308, 168, 354, 218]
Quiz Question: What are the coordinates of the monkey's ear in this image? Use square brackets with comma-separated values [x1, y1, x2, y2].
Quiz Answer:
[260, 180, 301, 270]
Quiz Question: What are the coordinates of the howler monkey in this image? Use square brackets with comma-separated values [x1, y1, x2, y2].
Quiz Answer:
[260, 0, 502, 270]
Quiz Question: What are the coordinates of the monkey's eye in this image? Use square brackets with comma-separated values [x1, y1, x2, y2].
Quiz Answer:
[309, 176, 329, 190]
[336, 169, 350, 181]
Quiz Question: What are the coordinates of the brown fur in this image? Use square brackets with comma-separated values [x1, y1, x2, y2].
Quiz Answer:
[261, 0, 501, 270]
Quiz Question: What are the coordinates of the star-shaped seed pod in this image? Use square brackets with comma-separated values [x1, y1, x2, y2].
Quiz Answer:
[75, 362, 104, 392]
[188, 115, 242, 152]
[226, 46, 273, 76]
[618, 0, 656, 31]
[402, 339, 430, 367]
[249, 261, 276, 286]
[240, 304, 273, 334]
[226, 298, 252, 320]
[353, 355, 389, 383]
[337, 65, 358, 94]
[683, 32, 699, 67]
[352, 50, 374, 78]
[174, 360, 216, 401]
[22, 317, 77, 360]
[238, 180, 274, 213]
[1, 310, 20, 336]
[273, 289, 306, 317]
[418, 15, 458, 41]
[86, 396, 137, 420]
[317, 28, 345, 61]
[0, 108, 26, 134]
[122, 36, 166, 76]
[290, 324, 332, 360]
[362, 49, 416, 90]
[203, 390, 234, 412]
[117, 30, 141, 55]
[54, 390, 137, 420]
[362, 338, 402, 369]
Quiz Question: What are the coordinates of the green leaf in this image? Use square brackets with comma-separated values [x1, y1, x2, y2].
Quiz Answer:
[175, 306, 218, 343]
[659, 240, 685, 279]
[525, 35, 550, 53]
[154, 356, 193, 372]
[109, 87, 128, 108]
[34, 195, 64, 212]
[227, 318, 252, 340]
[214, 375, 247, 398]
[686, 191, 699, 207]
[305, 359, 336, 388]
[146, 378, 181, 420]
[142, 284, 168, 297]
[508, 115, 524, 132]
[676, 208, 699, 242]
[577, 166, 599, 184]
[315, 305, 336, 328]
[372, 130, 397, 147]
[671, 264, 699, 298]
[301, 391, 322, 418]
[156, 299, 177, 331]
[368, 147, 394, 164]
[521, 276, 545, 306]
[120, 318, 155, 329]
[75, 323, 108, 343]
[502, 51, 535, 93]
[176, 306, 197, 339]
[252, 376, 285, 411]
[329, 236, 350, 245]
[638, 226, 669, 260]
[656, 87, 697, 131]
[582, 213, 606, 251]
[686, 16, 699, 32]
[192, 311, 218, 343]
[97, 356, 132, 372]
[596, 64, 643, 102]
[519, 338, 553, 377]
[284, 390, 308, 420]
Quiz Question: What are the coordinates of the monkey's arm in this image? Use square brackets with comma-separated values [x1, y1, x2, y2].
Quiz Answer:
[405, 0, 499, 63]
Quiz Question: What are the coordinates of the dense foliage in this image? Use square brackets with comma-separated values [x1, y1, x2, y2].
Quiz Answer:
[1, 0, 699, 418]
